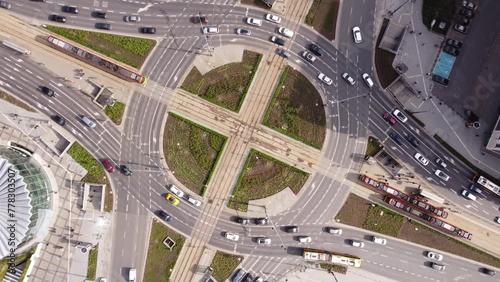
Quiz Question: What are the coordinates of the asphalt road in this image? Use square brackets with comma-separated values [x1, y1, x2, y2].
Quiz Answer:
[1, 0, 499, 281]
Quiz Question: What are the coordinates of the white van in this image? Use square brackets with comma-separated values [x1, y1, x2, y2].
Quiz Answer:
[461, 189, 477, 201]
[80, 116, 96, 128]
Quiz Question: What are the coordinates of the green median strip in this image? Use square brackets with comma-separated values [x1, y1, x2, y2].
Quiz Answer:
[87, 244, 98, 280]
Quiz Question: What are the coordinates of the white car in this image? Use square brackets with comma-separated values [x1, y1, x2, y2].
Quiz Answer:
[414, 153, 429, 166]
[342, 72, 355, 85]
[225, 232, 239, 241]
[298, 236, 312, 243]
[266, 13, 281, 23]
[362, 73, 374, 88]
[351, 240, 364, 248]
[372, 236, 387, 245]
[392, 109, 408, 123]
[302, 51, 317, 63]
[278, 27, 294, 38]
[318, 73, 333, 85]
[246, 17, 262, 26]
[169, 185, 184, 198]
[202, 27, 219, 34]
[125, 15, 141, 22]
[236, 28, 251, 35]
[435, 170, 450, 181]
[99, 278, 107, 282]
[327, 227, 342, 235]
[257, 237, 271, 245]
[353, 26, 362, 43]
[427, 251, 444, 261]
[187, 196, 201, 207]
[495, 217, 500, 224]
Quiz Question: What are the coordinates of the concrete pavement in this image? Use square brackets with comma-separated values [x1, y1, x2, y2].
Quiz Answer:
[374, 0, 500, 177]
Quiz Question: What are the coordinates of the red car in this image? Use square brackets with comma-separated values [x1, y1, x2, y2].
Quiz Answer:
[102, 159, 115, 173]
[383, 112, 396, 125]
[192, 16, 208, 24]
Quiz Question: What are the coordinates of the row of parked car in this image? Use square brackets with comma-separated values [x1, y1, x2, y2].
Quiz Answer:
[454, 0, 477, 35]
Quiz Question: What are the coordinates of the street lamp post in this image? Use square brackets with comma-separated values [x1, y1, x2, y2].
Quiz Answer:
[198, 12, 213, 57]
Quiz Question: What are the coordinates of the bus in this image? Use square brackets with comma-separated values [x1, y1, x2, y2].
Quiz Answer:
[474, 175, 500, 197]
[303, 248, 361, 268]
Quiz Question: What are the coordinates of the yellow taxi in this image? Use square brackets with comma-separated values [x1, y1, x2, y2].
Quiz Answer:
[165, 193, 179, 206]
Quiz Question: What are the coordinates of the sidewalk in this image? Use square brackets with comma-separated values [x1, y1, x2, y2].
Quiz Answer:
[375, 0, 500, 177]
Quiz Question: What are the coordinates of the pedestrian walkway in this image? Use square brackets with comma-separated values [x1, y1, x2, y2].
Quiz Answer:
[374, 0, 500, 177]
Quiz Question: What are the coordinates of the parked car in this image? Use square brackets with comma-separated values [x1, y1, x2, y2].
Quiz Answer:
[443, 45, 460, 56]
[298, 236, 312, 243]
[462, 0, 477, 10]
[202, 27, 219, 34]
[52, 115, 66, 126]
[169, 184, 184, 197]
[165, 193, 179, 206]
[0, 1, 11, 9]
[255, 218, 268, 225]
[192, 16, 208, 24]
[454, 24, 469, 34]
[95, 23, 111, 30]
[326, 227, 342, 235]
[50, 14, 66, 23]
[102, 159, 115, 173]
[41, 86, 55, 97]
[124, 15, 141, 22]
[93, 11, 107, 19]
[432, 74, 449, 86]
[435, 170, 450, 181]
[406, 134, 420, 147]
[309, 44, 325, 57]
[246, 17, 262, 26]
[257, 237, 271, 244]
[392, 109, 408, 123]
[427, 251, 443, 261]
[318, 73, 333, 85]
[277, 48, 290, 58]
[158, 210, 172, 222]
[270, 36, 285, 46]
[278, 27, 294, 38]
[236, 28, 251, 35]
[459, 16, 471, 26]
[342, 72, 355, 85]
[352, 26, 362, 43]
[242, 273, 253, 282]
[372, 236, 387, 245]
[459, 8, 474, 18]
[446, 39, 462, 49]
[140, 27, 157, 34]
[286, 226, 299, 233]
[235, 217, 249, 225]
[351, 240, 364, 248]
[265, 13, 281, 23]
[431, 262, 445, 271]
[414, 153, 429, 166]
[383, 112, 396, 125]
[224, 232, 239, 241]
[187, 196, 202, 207]
[62, 6, 78, 14]
[302, 51, 317, 63]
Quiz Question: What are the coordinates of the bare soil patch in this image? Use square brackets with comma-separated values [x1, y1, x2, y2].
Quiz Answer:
[264, 66, 326, 149]
[181, 50, 262, 112]
[305, 0, 340, 41]
[229, 149, 309, 211]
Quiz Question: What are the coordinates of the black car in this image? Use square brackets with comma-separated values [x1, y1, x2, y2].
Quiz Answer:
[158, 210, 172, 222]
[192, 16, 208, 24]
[255, 218, 268, 225]
[93, 11, 107, 19]
[405, 135, 420, 147]
[270, 36, 285, 46]
[49, 14, 66, 23]
[286, 226, 299, 233]
[95, 23, 111, 30]
[242, 273, 253, 282]
[459, 8, 474, 18]
[482, 268, 496, 276]
[390, 131, 404, 145]
[443, 46, 460, 56]
[309, 44, 325, 57]
[52, 115, 66, 126]
[40, 86, 54, 97]
[235, 217, 249, 225]
[459, 16, 471, 26]
[446, 39, 462, 49]
[432, 74, 449, 86]
[62, 6, 78, 14]
[140, 27, 157, 34]
[120, 165, 132, 176]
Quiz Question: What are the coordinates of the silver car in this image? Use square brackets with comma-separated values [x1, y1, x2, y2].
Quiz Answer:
[125, 15, 141, 22]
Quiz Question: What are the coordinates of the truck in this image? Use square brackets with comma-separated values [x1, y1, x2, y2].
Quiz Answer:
[129, 268, 136, 282]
